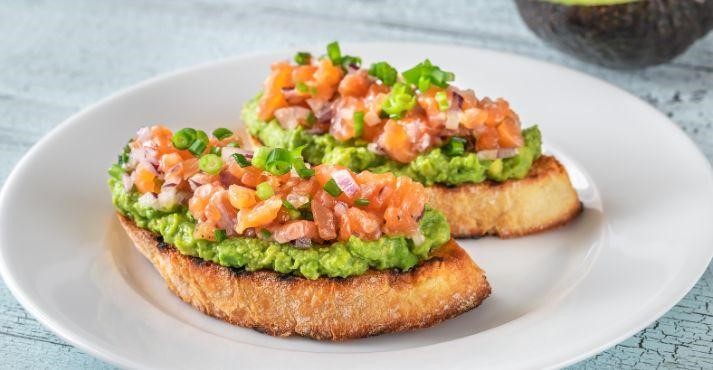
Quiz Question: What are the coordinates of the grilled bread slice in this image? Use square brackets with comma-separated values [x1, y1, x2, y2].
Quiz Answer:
[118, 214, 491, 340]
[249, 132, 580, 238]
[426, 155, 582, 238]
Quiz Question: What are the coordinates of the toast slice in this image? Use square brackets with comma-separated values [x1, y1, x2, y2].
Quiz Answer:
[249, 132, 580, 238]
[118, 214, 491, 340]
[426, 155, 582, 238]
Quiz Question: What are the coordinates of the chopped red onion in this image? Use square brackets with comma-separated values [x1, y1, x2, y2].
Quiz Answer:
[158, 187, 180, 209]
[445, 110, 460, 130]
[188, 173, 214, 191]
[498, 148, 519, 159]
[219, 170, 241, 187]
[135, 126, 151, 142]
[452, 91, 465, 109]
[121, 173, 133, 192]
[138, 192, 159, 209]
[332, 170, 359, 197]
[364, 110, 381, 126]
[367, 142, 385, 155]
[477, 149, 499, 161]
[306, 98, 333, 123]
[411, 230, 426, 246]
[220, 147, 241, 163]
[275, 107, 311, 130]
[286, 193, 309, 208]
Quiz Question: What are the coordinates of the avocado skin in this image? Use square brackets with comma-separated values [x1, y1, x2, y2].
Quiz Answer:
[515, 0, 713, 69]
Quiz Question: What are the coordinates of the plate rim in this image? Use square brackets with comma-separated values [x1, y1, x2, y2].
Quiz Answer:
[1, 41, 712, 369]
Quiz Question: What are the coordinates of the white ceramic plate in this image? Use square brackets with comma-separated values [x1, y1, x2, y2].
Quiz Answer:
[1, 42, 712, 369]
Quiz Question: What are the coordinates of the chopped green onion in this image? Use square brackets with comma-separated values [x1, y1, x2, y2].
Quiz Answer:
[282, 200, 301, 219]
[256, 182, 274, 200]
[188, 130, 209, 156]
[214, 229, 227, 242]
[282, 199, 297, 211]
[294, 51, 312, 65]
[381, 82, 416, 119]
[435, 91, 450, 111]
[353, 111, 365, 138]
[418, 75, 431, 92]
[265, 148, 293, 175]
[259, 229, 272, 239]
[226, 142, 240, 147]
[306, 111, 316, 126]
[251, 147, 271, 169]
[172, 128, 197, 150]
[296, 167, 315, 179]
[296, 82, 309, 93]
[443, 137, 467, 157]
[199, 153, 223, 174]
[108, 164, 124, 180]
[301, 209, 314, 221]
[402, 59, 455, 90]
[210, 146, 222, 156]
[368, 61, 398, 86]
[340, 55, 362, 70]
[212, 127, 233, 140]
[326, 41, 342, 64]
[232, 153, 251, 167]
[323, 178, 342, 197]
[291, 145, 314, 179]
[355, 198, 370, 206]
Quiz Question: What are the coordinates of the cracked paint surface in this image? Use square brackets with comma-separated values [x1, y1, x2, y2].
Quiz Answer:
[0, 0, 711, 368]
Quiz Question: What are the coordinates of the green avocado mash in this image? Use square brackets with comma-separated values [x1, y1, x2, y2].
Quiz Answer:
[109, 178, 450, 280]
[243, 94, 542, 186]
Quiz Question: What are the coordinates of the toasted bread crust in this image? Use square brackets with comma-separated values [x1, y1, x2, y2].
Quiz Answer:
[117, 214, 491, 340]
[426, 155, 582, 238]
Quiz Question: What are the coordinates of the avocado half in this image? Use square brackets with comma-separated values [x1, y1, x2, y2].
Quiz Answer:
[515, 0, 713, 69]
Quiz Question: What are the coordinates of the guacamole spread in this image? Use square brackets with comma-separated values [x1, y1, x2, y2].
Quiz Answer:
[243, 95, 542, 186]
[110, 179, 450, 280]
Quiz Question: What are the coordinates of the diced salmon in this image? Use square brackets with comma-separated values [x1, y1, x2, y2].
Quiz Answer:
[381, 119, 417, 163]
[235, 197, 283, 233]
[194, 222, 217, 241]
[270, 220, 320, 244]
[312, 58, 343, 101]
[258, 61, 294, 121]
[355, 171, 396, 211]
[475, 126, 500, 151]
[311, 190, 337, 240]
[188, 183, 221, 220]
[497, 118, 524, 148]
[228, 185, 258, 209]
[383, 177, 426, 235]
[334, 202, 351, 241]
[134, 163, 159, 194]
[338, 70, 370, 98]
[347, 207, 382, 240]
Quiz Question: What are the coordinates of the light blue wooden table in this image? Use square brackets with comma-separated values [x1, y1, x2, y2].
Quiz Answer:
[1, 1, 712, 368]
